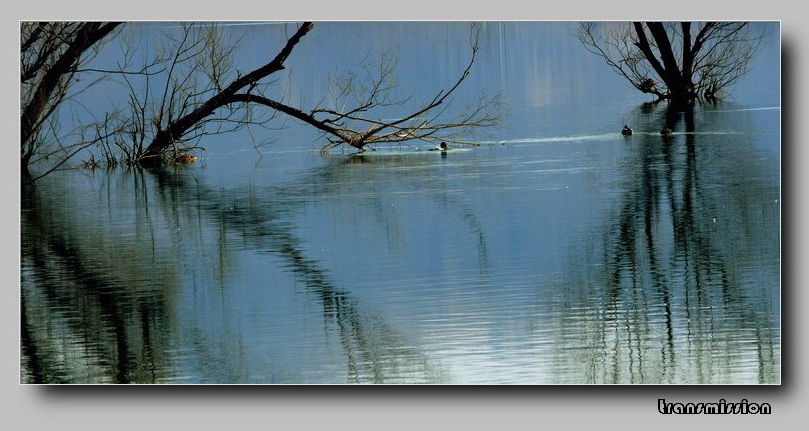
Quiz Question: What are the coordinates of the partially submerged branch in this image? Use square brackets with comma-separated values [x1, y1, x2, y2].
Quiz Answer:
[309, 40, 502, 153]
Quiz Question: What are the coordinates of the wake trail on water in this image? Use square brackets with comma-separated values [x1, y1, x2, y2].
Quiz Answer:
[710, 106, 780, 113]
[483, 127, 768, 146]
[481, 134, 617, 145]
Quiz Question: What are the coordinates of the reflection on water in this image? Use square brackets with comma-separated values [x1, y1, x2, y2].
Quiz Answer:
[20, 101, 780, 384]
[21, 163, 447, 384]
[20, 22, 780, 384]
[544, 104, 780, 384]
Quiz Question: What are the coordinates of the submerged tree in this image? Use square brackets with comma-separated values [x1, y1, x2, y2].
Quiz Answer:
[20, 21, 502, 176]
[576, 22, 765, 104]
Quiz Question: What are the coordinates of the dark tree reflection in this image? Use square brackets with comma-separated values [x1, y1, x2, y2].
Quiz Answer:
[21, 151, 492, 383]
[21, 172, 174, 383]
[149, 165, 447, 383]
[546, 103, 780, 383]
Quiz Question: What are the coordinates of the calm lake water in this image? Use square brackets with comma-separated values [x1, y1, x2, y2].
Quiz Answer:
[20, 22, 781, 384]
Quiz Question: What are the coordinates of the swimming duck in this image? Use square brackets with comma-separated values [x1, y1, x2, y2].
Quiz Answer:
[429, 142, 448, 152]
[660, 127, 673, 135]
[621, 125, 633, 136]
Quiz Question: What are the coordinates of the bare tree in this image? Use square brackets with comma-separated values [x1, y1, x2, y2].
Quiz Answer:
[20, 22, 502, 172]
[135, 21, 502, 161]
[20, 22, 123, 172]
[576, 22, 765, 103]
[97, 22, 272, 165]
[21, 22, 502, 174]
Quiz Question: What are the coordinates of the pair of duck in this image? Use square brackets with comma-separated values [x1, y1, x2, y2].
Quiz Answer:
[621, 125, 673, 136]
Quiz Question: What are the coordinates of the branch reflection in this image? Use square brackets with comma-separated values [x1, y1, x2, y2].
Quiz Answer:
[546, 103, 780, 383]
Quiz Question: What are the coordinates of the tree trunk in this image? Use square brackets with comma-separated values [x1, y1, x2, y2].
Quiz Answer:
[634, 22, 697, 104]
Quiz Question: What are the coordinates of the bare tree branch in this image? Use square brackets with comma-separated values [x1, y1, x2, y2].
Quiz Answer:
[21, 22, 123, 170]
[139, 22, 314, 160]
[22, 21, 503, 173]
[577, 21, 765, 103]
